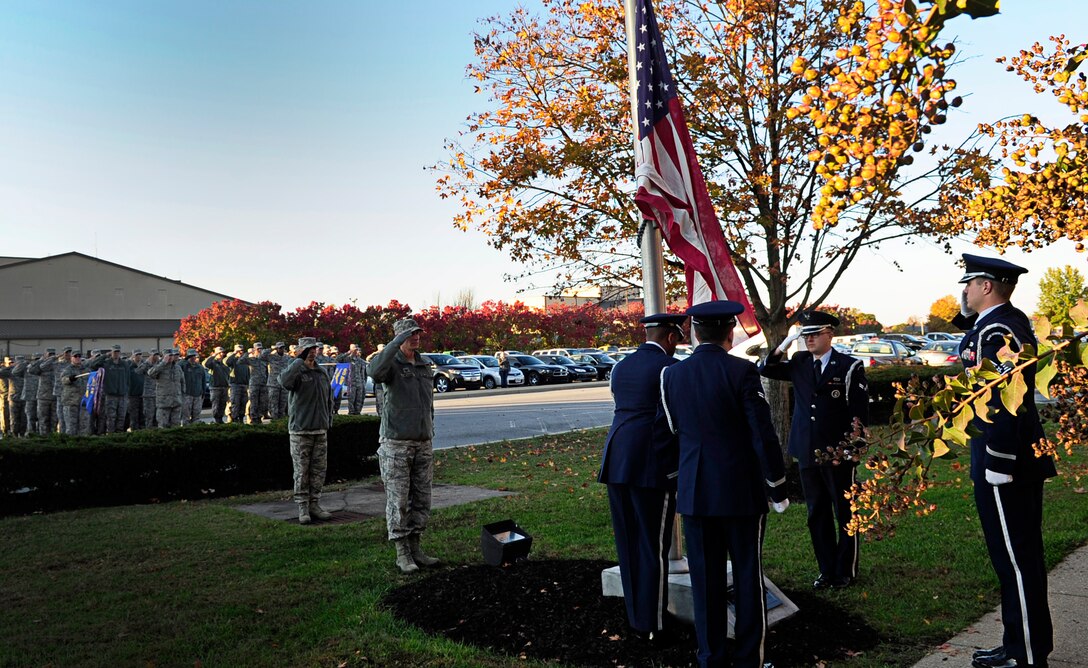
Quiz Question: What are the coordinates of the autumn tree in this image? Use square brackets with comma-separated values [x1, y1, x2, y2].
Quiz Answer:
[1036, 265, 1088, 327]
[175, 300, 287, 354]
[927, 294, 960, 332]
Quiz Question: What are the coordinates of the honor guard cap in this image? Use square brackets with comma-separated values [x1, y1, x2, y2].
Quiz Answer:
[640, 313, 687, 337]
[686, 300, 745, 325]
[958, 253, 1028, 285]
[799, 310, 840, 336]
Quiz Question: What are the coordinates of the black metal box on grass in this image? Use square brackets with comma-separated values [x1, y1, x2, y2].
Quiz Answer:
[480, 519, 533, 566]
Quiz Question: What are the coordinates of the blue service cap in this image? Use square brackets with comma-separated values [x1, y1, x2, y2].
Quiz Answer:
[958, 253, 1028, 285]
[639, 313, 687, 328]
[799, 310, 840, 335]
[686, 300, 745, 324]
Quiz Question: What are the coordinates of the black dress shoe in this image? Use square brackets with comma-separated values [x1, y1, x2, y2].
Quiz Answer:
[812, 575, 833, 589]
[830, 575, 853, 589]
[971, 651, 1044, 668]
[973, 646, 1006, 660]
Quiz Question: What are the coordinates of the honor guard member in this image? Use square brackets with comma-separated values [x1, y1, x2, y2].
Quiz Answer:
[660, 301, 789, 668]
[598, 312, 686, 639]
[759, 310, 868, 589]
[225, 344, 250, 423]
[954, 254, 1055, 668]
[203, 347, 230, 423]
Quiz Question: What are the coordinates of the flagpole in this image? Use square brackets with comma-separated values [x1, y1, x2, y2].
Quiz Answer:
[625, 0, 687, 575]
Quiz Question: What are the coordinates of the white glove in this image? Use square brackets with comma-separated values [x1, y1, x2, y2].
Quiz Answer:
[772, 499, 790, 513]
[985, 469, 1013, 486]
[775, 331, 801, 354]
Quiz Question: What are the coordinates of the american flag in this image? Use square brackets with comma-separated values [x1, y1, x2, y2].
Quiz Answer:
[630, 0, 760, 341]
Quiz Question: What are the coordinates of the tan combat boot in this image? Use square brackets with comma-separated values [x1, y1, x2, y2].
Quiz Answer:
[408, 534, 440, 567]
[309, 502, 332, 520]
[394, 539, 418, 573]
[297, 504, 311, 525]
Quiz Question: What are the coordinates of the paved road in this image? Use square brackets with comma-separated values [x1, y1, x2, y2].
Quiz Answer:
[356, 383, 615, 450]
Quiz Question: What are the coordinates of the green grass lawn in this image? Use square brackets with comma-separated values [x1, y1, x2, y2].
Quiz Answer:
[1, 429, 1085, 668]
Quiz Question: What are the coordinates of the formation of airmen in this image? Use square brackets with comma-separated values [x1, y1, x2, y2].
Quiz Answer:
[0, 341, 371, 438]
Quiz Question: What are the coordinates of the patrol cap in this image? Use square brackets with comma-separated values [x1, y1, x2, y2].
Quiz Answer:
[799, 310, 840, 336]
[185, 348, 198, 358]
[958, 253, 1028, 285]
[686, 300, 745, 325]
[253, 342, 263, 350]
[132, 349, 143, 355]
[233, 344, 245, 352]
[111, 344, 122, 352]
[349, 343, 359, 351]
[150, 349, 160, 355]
[393, 318, 424, 336]
[296, 337, 319, 357]
[63, 346, 73, 353]
[213, 346, 225, 354]
[274, 341, 285, 349]
[70, 350, 83, 359]
[15, 354, 26, 361]
[46, 347, 56, 355]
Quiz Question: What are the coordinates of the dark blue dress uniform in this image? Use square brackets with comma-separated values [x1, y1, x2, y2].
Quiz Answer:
[759, 313, 868, 585]
[598, 315, 683, 634]
[957, 254, 1055, 667]
[660, 302, 788, 668]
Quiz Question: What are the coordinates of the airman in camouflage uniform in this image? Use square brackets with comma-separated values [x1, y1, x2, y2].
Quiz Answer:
[28, 348, 58, 434]
[369, 319, 439, 573]
[137, 351, 160, 429]
[126, 350, 146, 430]
[279, 337, 334, 525]
[52, 347, 73, 434]
[0, 357, 13, 437]
[148, 348, 185, 428]
[265, 342, 291, 420]
[88, 345, 131, 433]
[225, 344, 250, 423]
[338, 344, 368, 415]
[366, 344, 386, 417]
[60, 352, 92, 436]
[10, 359, 31, 437]
[239, 342, 269, 424]
[179, 349, 206, 425]
[203, 346, 230, 423]
[19, 355, 39, 435]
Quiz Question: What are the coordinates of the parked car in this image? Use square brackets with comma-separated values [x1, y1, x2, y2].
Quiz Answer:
[916, 340, 960, 366]
[534, 354, 599, 382]
[570, 352, 618, 380]
[674, 343, 693, 360]
[879, 333, 927, 351]
[609, 351, 632, 363]
[831, 342, 854, 355]
[457, 355, 525, 389]
[420, 353, 483, 393]
[849, 339, 924, 366]
[923, 332, 961, 342]
[507, 354, 570, 385]
[531, 347, 598, 357]
[442, 349, 469, 358]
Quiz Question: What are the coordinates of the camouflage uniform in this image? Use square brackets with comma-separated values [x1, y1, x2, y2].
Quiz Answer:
[88, 348, 131, 433]
[179, 352, 206, 425]
[60, 357, 91, 436]
[366, 346, 386, 418]
[0, 360, 12, 436]
[339, 347, 368, 415]
[279, 338, 334, 524]
[9, 357, 28, 437]
[137, 353, 160, 428]
[148, 351, 184, 428]
[264, 344, 291, 420]
[19, 356, 39, 435]
[225, 347, 250, 423]
[51, 351, 72, 434]
[369, 320, 438, 572]
[241, 344, 270, 424]
[126, 352, 146, 430]
[29, 351, 59, 434]
[202, 349, 230, 423]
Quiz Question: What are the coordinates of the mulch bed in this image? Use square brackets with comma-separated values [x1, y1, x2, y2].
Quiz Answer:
[381, 559, 887, 667]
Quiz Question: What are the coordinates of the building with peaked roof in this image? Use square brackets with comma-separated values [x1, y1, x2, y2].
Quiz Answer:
[0, 252, 238, 357]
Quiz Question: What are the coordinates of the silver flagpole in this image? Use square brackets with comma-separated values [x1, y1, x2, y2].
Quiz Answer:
[624, 0, 687, 575]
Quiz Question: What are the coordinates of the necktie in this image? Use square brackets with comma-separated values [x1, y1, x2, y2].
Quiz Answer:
[813, 359, 822, 381]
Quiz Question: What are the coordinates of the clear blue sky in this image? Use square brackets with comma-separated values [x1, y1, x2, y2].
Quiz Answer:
[0, 1, 1083, 326]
